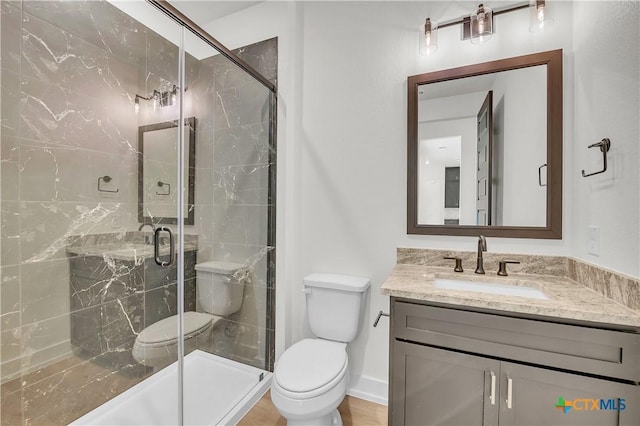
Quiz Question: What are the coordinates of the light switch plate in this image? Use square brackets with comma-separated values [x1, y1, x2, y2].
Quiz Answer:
[588, 225, 600, 256]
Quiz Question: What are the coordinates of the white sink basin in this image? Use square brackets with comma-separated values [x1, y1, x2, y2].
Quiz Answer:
[434, 278, 550, 300]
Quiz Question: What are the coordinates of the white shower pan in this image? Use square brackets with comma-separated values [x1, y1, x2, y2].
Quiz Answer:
[71, 350, 272, 426]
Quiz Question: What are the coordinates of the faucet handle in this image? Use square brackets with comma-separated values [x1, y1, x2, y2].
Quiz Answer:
[497, 261, 520, 276]
[443, 256, 464, 273]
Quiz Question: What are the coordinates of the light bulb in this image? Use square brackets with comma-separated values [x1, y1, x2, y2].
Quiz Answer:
[419, 18, 438, 56]
[530, 0, 553, 33]
[536, 4, 545, 30]
[171, 91, 177, 105]
[134, 97, 139, 114]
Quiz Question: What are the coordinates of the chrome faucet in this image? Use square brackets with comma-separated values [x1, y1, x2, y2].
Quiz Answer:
[475, 235, 487, 274]
[138, 223, 155, 244]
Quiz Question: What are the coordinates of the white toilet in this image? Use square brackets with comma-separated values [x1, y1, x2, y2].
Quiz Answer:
[271, 273, 370, 426]
[132, 261, 247, 369]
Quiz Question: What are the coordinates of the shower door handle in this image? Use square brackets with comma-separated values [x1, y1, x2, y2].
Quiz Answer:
[154, 227, 175, 267]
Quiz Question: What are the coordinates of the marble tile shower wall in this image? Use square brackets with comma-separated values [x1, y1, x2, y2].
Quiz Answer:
[0, 0, 147, 383]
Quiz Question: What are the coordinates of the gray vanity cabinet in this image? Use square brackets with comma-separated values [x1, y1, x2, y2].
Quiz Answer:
[389, 298, 640, 426]
[499, 362, 639, 426]
[393, 341, 499, 425]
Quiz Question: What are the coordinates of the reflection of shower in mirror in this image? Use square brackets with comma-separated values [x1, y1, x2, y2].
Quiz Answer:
[138, 117, 196, 225]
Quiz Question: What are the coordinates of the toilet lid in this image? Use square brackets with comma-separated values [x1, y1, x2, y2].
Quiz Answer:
[137, 312, 213, 345]
[275, 339, 347, 393]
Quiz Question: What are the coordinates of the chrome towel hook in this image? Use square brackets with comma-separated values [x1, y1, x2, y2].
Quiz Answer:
[581, 138, 611, 177]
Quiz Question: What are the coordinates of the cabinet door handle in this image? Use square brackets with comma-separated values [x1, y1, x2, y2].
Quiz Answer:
[506, 377, 513, 409]
[489, 371, 496, 405]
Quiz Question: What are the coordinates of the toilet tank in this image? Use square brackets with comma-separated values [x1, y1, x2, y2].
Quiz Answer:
[195, 261, 248, 316]
[304, 273, 370, 343]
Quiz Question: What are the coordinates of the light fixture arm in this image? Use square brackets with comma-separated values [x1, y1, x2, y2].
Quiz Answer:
[435, 0, 530, 39]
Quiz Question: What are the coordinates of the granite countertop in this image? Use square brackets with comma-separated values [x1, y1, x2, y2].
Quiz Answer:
[382, 264, 640, 329]
[67, 242, 198, 261]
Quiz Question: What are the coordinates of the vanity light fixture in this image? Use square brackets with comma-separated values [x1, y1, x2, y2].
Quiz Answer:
[134, 85, 182, 113]
[419, 0, 552, 55]
[530, 0, 553, 33]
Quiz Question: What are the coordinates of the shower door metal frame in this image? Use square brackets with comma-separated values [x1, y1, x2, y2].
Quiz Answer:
[147, 0, 276, 94]
[147, 0, 279, 372]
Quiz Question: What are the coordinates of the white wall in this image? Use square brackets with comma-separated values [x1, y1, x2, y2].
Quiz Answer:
[205, 0, 639, 404]
[571, 1, 639, 277]
[296, 1, 576, 401]
[418, 91, 486, 122]
[492, 66, 547, 227]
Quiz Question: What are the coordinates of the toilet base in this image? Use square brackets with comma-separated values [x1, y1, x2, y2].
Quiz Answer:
[284, 409, 342, 426]
[271, 369, 348, 426]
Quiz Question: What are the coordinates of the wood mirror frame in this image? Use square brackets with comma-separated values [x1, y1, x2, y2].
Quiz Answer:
[407, 49, 563, 239]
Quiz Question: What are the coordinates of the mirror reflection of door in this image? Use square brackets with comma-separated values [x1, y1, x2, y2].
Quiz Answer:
[476, 91, 493, 226]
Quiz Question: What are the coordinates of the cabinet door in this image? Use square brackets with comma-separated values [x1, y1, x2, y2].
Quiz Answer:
[499, 362, 640, 426]
[392, 341, 500, 426]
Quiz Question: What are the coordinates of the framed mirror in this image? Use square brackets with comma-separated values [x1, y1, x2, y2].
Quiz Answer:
[138, 117, 196, 225]
[407, 49, 562, 239]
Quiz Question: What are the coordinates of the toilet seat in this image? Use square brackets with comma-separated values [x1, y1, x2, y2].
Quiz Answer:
[274, 339, 348, 399]
[132, 312, 221, 368]
[136, 312, 216, 348]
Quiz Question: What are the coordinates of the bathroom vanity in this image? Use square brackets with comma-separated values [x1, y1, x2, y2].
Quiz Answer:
[383, 251, 640, 426]
[67, 232, 198, 370]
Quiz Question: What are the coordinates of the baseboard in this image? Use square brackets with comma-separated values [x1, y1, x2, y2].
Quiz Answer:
[347, 374, 388, 406]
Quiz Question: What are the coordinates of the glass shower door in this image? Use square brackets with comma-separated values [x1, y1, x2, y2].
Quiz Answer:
[1, 0, 276, 424]
[172, 25, 277, 426]
[0, 0, 186, 424]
